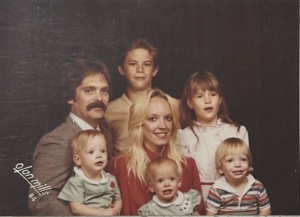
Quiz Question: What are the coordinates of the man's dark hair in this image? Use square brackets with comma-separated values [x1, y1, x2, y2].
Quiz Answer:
[62, 58, 111, 101]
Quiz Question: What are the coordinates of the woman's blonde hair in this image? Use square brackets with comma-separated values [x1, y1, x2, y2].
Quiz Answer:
[215, 137, 253, 175]
[117, 88, 185, 184]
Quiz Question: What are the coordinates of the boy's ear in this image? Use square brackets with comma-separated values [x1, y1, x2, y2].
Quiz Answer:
[152, 66, 159, 77]
[187, 99, 194, 109]
[68, 99, 74, 105]
[217, 168, 224, 175]
[249, 166, 254, 172]
[178, 176, 182, 188]
[118, 66, 125, 75]
[73, 154, 81, 166]
[148, 183, 155, 193]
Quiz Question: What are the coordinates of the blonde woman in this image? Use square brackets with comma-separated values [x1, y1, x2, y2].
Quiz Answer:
[109, 88, 205, 215]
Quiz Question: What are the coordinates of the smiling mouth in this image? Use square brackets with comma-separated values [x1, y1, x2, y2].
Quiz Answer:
[155, 132, 168, 138]
[232, 170, 244, 175]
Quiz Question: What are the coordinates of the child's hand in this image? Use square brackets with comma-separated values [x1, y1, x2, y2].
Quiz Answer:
[100, 207, 115, 215]
[109, 203, 120, 215]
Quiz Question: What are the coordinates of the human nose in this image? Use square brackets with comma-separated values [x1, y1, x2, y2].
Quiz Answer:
[164, 179, 170, 186]
[95, 90, 103, 101]
[234, 160, 241, 167]
[137, 64, 144, 73]
[204, 94, 211, 104]
[158, 119, 166, 129]
[96, 151, 102, 158]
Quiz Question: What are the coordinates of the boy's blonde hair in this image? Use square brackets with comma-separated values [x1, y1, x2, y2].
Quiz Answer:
[145, 157, 180, 184]
[71, 130, 106, 154]
[215, 137, 253, 175]
[115, 88, 185, 184]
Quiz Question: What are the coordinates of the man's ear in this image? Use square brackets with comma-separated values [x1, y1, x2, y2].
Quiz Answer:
[73, 154, 81, 166]
[152, 66, 159, 77]
[118, 66, 125, 75]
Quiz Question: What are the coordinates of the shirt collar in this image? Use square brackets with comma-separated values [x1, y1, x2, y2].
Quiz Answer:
[194, 118, 222, 128]
[152, 191, 184, 207]
[143, 145, 167, 161]
[74, 166, 108, 185]
[69, 112, 100, 131]
[213, 174, 256, 196]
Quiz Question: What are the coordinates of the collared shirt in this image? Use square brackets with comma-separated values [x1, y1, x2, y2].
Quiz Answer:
[69, 112, 100, 131]
[74, 166, 108, 185]
[177, 119, 249, 183]
[58, 166, 121, 208]
[138, 190, 201, 215]
[206, 174, 271, 215]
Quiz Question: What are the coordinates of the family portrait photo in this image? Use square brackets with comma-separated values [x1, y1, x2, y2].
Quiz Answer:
[0, 0, 298, 215]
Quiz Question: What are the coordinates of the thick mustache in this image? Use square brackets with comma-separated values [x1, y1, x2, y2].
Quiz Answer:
[86, 101, 107, 111]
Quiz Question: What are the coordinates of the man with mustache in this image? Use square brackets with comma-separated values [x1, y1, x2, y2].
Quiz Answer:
[28, 58, 111, 215]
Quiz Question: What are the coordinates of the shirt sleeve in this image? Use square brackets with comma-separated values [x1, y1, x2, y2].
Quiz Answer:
[188, 189, 201, 210]
[137, 204, 154, 216]
[238, 125, 249, 145]
[109, 174, 122, 202]
[206, 186, 221, 214]
[28, 129, 74, 215]
[257, 181, 271, 211]
[176, 129, 190, 157]
[57, 176, 84, 203]
[183, 157, 206, 214]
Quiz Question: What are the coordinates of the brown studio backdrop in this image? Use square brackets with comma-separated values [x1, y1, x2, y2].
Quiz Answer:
[0, 0, 298, 215]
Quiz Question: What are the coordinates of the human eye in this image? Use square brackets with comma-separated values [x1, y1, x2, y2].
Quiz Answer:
[211, 92, 217, 96]
[196, 94, 202, 98]
[170, 177, 175, 181]
[165, 115, 173, 121]
[144, 62, 152, 67]
[84, 88, 93, 94]
[157, 179, 163, 183]
[89, 150, 94, 154]
[101, 149, 107, 153]
[129, 62, 136, 66]
[241, 157, 248, 162]
[226, 158, 233, 163]
[101, 88, 109, 95]
[148, 116, 157, 122]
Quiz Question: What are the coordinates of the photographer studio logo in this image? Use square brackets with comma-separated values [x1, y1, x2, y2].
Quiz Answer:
[13, 163, 52, 201]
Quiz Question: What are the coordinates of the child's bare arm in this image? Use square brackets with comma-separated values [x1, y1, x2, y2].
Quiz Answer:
[192, 210, 199, 215]
[259, 208, 271, 216]
[111, 199, 122, 215]
[206, 211, 216, 216]
[69, 202, 115, 216]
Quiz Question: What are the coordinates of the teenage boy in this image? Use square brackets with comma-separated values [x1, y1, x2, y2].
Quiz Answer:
[101, 38, 163, 156]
